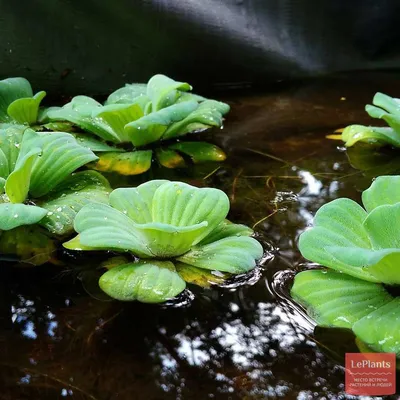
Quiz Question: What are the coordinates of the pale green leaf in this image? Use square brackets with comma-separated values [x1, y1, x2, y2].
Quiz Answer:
[38, 171, 111, 235]
[0, 78, 33, 122]
[362, 175, 400, 212]
[125, 101, 198, 147]
[72, 133, 124, 152]
[89, 150, 152, 175]
[7, 91, 46, 125]
[99, 261, 186, 303]
[162, 100, 230, 139]
[29, 131, 98, 198]
[0, 148, 9, 178]
[341, 125, 400, 148]
[0, 203, 47, 230]
[68, 202, 152, 257]
[298, 198, 378, 281]
[147, 74, 191, 111]
[105, 83, 147, 105]
[0, 125, 25, 171]
[291, 269, 392, 328]
[177, 236, 263, 273]
[353, 298, 400, 355]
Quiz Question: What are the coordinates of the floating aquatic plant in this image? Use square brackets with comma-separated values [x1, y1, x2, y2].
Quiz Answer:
[0, 125, 111, 263]
[40, 74, 229, 175]
[64, 180, 263, 303]
[0, 77, 46, 125]
[341, 92, 400, 148]
[291, 175, 400, 355]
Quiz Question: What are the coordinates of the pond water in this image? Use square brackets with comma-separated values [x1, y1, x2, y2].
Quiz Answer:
[2, 71, 400, 399]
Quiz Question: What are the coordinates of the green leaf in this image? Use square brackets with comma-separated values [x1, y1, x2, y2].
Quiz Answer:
[109, 180, 168, 223]
[155, 148, 186, 168]
[0, 78, 33, 122]
[99, 261, 186, 303]
[175, 262, 228, 288]
[0, 225, 56, 265]
[0, 125, 25, 171]
[353, 298, 400, 354]
[291, 269, 393, 328]
[151, 181, 230, 243]
[362, 175, 400, 212]
[29, 131, 98, 198]
[147, 74, 191, 111]
[162, 100, 230, 139]
[0, 203, 47, 230]
[372, 92, 400, 114]
[91, 103, 144, 143]
[38, 170, 111, 235]
[42, 121, 76, 132]
[298, 198, 378, 282]
[177, 236, 263, 273]
[7, 91, 46, 125]
[198, 219, 253, 246]
[66, 203, 152, 257]
[341, 125, 400, 148]
[366, 105, 400, 132]
[168, 142, 227, 163]
[105, 83, 147, 105]
[0, 148, 9, 179]
[71, 133, 124, 152]
[125, 101, 198, 147]
[90, 150, 152, 175]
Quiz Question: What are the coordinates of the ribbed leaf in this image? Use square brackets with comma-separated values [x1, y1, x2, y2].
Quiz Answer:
[155, 148, 186, 168]
[0, 125, 25, 171]
[0, 148, 9, 179]
[366, 104, 400, 132]
[151, 181, 229, 243]
[177, 236, 263, 273]
[168, 142, 227, 163]
[341, 125, 400, 148]
[198, 219, 253, 246]
[29, 131, 98, 198]
[0, 203, 47, 230]
[109, 180, 168, 223]
[66, 203, 152, 257]
[72, 133, 124, 152]
[92, 103, 144, 143]
[0, 78, 33, 122]
[99, 261, 186, 303]
[298, 198, 378, 281]
[105, 83, 147, 105]
[291, 270, 392, 328]
[7, 91, 46, 125]
[147, 74, 191, 111]
[0, 225, 56, 265]
[90, 150, 152, 175]
[38, 171, 111, 235]
[353, 298, 400, 354]
[162, 100, 230, 139]
[362, 175, 400, 212]
[125, 101, 198, 147]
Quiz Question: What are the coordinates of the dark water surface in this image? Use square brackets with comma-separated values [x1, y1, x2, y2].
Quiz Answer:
[2, 72, 400, 399]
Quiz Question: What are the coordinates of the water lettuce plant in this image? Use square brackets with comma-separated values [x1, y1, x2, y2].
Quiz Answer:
[64, 180, 263, 303]
[291, 175, 400, 355]
[40, 74, 229, 175]
[0, 77, 46, 125]
[341, 92, 400, 148]
[0, 125, 111, 263]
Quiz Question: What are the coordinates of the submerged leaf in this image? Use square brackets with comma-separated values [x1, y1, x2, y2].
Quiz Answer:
[168, 141, 227, 163]
[90, 151, 152, 175]
[155, 148, 186, 168]
[0, 225, 56, 265]
[99, 261, 186, 302]
[175, 262, 228, 288]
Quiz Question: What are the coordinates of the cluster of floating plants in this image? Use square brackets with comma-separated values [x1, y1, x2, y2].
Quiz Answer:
[291, 176, 400, 356]
[341, 92, 400, 148]
[0, 74, 263, 303]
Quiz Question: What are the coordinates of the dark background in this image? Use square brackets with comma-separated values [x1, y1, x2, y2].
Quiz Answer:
[4, 0, 400, 95]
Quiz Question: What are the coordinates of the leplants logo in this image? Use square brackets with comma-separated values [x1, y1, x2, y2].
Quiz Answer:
[345, 353, 396, 395]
